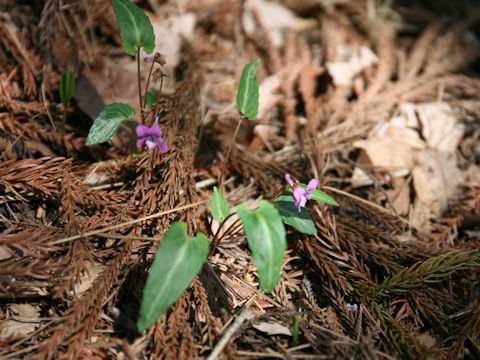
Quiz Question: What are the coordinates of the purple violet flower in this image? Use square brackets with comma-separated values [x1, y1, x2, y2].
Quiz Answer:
[144, 56, 155, 63]
[347, 303, 358, 312]
[136, 117, 168, 152]
[285, 173, 318, 213]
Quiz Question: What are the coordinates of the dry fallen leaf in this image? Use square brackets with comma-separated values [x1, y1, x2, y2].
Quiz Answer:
[354, 101, 465, 229]
[243, 0, 295, 47]
[326, 46, 378, 87]
[416, 102, 464, 153]
[0, 303, 40, 339]
[145, 13, 196, 69]
[252, 320, 292, 336]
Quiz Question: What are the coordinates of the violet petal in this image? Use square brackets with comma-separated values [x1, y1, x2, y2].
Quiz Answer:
[148, 125, 162, 138]
[158, 139, 168, 153]
[136, 124, 149, 137]
[285, 173, 294, 187]
[145, 139, 158, 150]
[307, 178, 318, 191]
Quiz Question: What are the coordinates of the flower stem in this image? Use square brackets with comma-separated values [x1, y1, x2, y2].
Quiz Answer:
[136, 47, 143, 123]
[218, 116, 243, 190]
[143, 59, 155, 112]
[61, 105, 68, 136]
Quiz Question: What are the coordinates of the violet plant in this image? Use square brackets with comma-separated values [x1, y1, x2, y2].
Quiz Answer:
[138, 58, 338, 333]
[85, 0, 163, 147]
[86, 0, 339, 334]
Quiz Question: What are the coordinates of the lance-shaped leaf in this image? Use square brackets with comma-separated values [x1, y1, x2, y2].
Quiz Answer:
[274, 195, 317, 235]
[211, 186, 230, 222]
[237, 201, 286, 293]
[59, 67, 75, 106]
[236, 58, 260, 120]
[112, 0, 155, 56]
[138, 222, 209, 332]
[86, 103, 136, 145]
[286, 185, 339, 206]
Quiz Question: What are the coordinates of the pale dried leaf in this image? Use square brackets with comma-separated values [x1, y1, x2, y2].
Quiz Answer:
[326, 46, 378, 86]
[0, 303, 40, 339]
[243, 0, 294, 47]
[416, 102, 464, 153]
[252, 320, 292, 336]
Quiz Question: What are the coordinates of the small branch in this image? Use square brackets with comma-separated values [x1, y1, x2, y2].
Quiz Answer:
[322, 185, 422, 233]
[207, 296, 255, 360]
[48, 199, 209, 246]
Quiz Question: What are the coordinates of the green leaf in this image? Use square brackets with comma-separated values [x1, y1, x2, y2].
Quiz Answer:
[112, 0, 155, 56]
[138, 222, 209, 332]
[142, 92, 158, 110]
[86, 103, 136, 145]
[236, 58, 260, 120]
[59, 67, 75, 105]
[286, 185, 339, 206]
[237, 201, 286, 293]
[274, 195, 317, 235]
[211, 186, 230, 222]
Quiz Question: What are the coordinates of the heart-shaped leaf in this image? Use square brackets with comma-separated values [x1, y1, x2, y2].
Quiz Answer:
[211, 186, 230, 222]
[236, 58, 260, 120]
[112, 0, 155, 56]
[286, 185, 338, 206]
[237, 201, 286, 293]
[274, 195, 317, 235]
[86, 103, 136, 145]
[142, 92, 158, 110]
[138, 222, 209, 332]
[59, 67, 75, 106]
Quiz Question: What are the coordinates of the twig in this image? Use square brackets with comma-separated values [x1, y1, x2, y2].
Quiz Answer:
[230, 274, 284, 309]
[207, 296, 256, 360]
[48, 199, 209, 246]
[321, 186, 422, 233]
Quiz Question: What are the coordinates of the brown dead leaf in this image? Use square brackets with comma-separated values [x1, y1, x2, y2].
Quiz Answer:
[243, 0, 294, 47]
[416, 102, 464, 153]
[145, 13, 196, 70]
[386, 176, 411, 216]
[72, 261, 106, 298]
[252, 319, 292, 336]
[0, 303, 40, 339]
[411, 151, 463, 230]
[326, 46, 378, 87]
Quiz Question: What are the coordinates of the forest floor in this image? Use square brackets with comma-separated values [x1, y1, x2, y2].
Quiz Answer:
[1, 0, 480, 359]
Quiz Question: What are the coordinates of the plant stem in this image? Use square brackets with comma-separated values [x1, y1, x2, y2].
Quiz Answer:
[136, 47, 143, 123]
[61, 105, 68, 136]
[208, 213, 240, 257]
[143, 59, 155, 111]
[218, 116, 243, 190]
